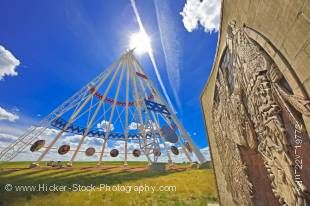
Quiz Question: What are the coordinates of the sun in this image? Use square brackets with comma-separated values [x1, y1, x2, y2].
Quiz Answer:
[129, 31, 152, 55]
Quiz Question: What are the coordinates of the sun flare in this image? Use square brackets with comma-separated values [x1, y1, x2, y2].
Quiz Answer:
[129, 31, 152, 55]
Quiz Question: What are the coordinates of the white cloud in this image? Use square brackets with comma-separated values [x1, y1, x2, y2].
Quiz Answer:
[97, 120, 114, 132]
[62, 134, 81, 145]
[128, 122, 140, 130]
[0, 106, 19, 122]
[0, 45, 20, 80]
[0, 46, 20, 123]
[0, 132, 17, 144]
[200, 146, 211, 161]
[40, 127, 59, 136]
[180, 0, 221, 33]
[188, 146, 211, 162]
[144, 120, 157, 132]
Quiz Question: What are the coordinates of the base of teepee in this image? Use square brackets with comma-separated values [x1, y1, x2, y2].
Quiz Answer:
[198, 161, 212, 169]
[149, 162, 167, 172]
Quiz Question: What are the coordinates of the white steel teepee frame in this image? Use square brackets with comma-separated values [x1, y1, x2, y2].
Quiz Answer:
[0, 50, 206, 166]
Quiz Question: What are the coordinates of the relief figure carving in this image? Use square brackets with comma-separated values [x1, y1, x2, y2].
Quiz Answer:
[212, 21, 310, 206]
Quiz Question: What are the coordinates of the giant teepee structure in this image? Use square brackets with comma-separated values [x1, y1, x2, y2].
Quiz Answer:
[0, 50, 206, 167]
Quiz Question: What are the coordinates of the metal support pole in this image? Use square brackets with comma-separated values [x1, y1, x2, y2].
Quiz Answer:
[130, 52, 206, 163]
[130, 54, 173, 164]
[69, 60, 124, 165]
[124, 59, 130, 167]
[35, 58, 122, 164]
[128, 53, 152, 163]
[98, 61, 126, 165]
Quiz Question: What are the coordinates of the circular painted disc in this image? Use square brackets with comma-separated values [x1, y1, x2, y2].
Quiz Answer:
[85, 147, 95, 156]
[153, 148, 161, 157]
[171, 146, 179, 155]
[110, 149, 119, 157]
[30, 140, 45, 152]
[58, 145, 70, 155]
[185, 142, 192, 153]
[161, 126, 178, 143]
[132, 149, 141, 157]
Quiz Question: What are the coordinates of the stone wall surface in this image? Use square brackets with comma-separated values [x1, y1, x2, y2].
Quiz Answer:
[201, 0, 310, 205]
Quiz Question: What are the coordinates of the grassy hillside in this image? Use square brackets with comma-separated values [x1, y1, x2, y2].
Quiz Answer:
[0, 162, 218, 206]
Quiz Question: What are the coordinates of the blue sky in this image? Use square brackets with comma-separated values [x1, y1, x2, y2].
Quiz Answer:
[0, 0, 219, 152]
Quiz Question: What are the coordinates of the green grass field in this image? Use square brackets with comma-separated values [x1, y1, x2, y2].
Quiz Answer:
[0, 162, 218, 206]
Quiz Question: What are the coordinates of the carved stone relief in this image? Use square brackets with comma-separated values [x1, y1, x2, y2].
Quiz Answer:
[212, 21, 310, 206]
